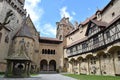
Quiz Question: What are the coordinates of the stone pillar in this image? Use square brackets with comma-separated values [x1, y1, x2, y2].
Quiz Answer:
[87, 59, 90, 75]
[98, 56, 102, 75]
[78, 62, 80, 74]
[112, 54, 116, 75]
[47, 63, 49, 71]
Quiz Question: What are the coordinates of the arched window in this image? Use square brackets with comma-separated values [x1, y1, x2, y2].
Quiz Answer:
[7, 0, 11, 3]
[53, 50, 55, 55]
[59, 35, 62, 40]
[11, 2, 14, 7]
[45, 49, 47, 54]
[50, 50, 53, 54]
[48, 49, 50, 54]
[14, 5, 17, 9]
[42, 49, 45, 54]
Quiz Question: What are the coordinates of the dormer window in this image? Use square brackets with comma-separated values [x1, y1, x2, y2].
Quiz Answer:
[97, 12, 102, 21]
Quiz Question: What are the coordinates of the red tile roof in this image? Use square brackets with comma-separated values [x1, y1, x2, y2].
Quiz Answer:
[66, 37, 88, 48]
[66, 27, 79, 37]
[40, 37, 62, 41]
[90, 20, 108, 27]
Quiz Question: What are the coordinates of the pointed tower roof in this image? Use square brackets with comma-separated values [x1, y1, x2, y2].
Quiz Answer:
[14, 19, 34, 40]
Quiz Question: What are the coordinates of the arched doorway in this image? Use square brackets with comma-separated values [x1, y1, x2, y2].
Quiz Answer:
[49, 60, 56, 71]
[40, 59, 48, 71]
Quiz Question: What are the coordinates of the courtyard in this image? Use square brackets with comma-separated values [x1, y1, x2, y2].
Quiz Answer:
[0, 74, 76, 80]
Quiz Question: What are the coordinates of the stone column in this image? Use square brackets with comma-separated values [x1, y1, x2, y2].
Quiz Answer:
[99, 56, 102, 75]
[47, 63, 49, 71]
[112, 53, 116, 75]
[87, 59, 90, 75]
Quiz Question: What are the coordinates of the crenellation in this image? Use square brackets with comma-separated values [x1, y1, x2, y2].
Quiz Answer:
[5, 0, 26, 16]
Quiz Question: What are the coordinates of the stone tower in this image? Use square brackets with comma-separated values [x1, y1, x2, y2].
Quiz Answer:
[56, 17, 74, 41]
[56, 17, 74, 47]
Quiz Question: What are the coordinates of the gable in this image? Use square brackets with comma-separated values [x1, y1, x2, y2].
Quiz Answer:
[85, 20, 107, 36]
[26, 16, 38, 36]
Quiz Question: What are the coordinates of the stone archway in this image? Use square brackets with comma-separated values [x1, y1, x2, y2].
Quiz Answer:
[96, 51, 105, 75]
[63, 58, 69, 72]
[85, 54, 94, 75]
[49, 60, 56, 71]
[77, 56, 83, 74]
[108, 46, 120, 76]
[69, 58, 76, 74]
[40, 59, 48, 71]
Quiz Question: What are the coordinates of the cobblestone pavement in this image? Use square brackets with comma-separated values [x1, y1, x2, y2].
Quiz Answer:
[0, 74, 77, 80]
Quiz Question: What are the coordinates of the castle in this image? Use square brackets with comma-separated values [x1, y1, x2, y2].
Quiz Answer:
[0, 0, 120, 76]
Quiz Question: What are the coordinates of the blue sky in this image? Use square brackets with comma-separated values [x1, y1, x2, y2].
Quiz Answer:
[25, 0, 110, 38]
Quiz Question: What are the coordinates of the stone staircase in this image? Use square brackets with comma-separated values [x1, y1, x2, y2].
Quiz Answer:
[39, 71, 58, 74]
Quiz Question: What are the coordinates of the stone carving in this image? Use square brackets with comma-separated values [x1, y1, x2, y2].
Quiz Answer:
[90, 66, 99, 74]
[5, 35, 9, 43]
[0, 10, 14, 30]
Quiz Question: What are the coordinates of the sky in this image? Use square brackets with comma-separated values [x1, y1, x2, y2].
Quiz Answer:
[24, 0, 110, 38]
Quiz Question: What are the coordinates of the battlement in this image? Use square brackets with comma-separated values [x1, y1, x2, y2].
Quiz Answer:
[5, 0, 26, 16]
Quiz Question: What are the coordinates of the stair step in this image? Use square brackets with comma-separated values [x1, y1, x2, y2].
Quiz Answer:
[39, 71, 57, 74]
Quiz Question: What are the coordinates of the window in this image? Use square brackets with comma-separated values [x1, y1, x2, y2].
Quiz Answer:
[0, 33, 2, 43]
[50, 50, 53, 54]
[89, 25, 96, 35]
[45, 49, 47, 54]
[70, 48, 73, 53]
[42, 49, 45, 54]
[48, 49, 50, 54]
[106, 31, 110, 38]
[112, 12, 115, 17]
[42, 49, 55, 55]
[93, 36, 99, 45]
[59, 35, 62, 40]
[90, 57, 96, 64]
[53, 50, 55, 54]
[82, 42, 88, 49]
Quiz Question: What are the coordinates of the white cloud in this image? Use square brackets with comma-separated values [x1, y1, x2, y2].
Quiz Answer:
[72, 11, 76, 16]
[40, 23, 56, 37]
[24, 0, 56, 38]
[88, 8, 91, 11]
[60, 6, 73, 21]
[24, 0, 44, 22]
